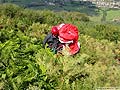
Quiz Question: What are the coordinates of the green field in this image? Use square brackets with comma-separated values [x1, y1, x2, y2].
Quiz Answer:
[107, 9, 120, 20]
[89, 9, 120, 22]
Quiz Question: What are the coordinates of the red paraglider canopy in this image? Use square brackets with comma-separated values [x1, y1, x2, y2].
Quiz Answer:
[58, 24, 80, 55]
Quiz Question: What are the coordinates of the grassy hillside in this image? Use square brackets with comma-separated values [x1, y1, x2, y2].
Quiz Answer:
[0, 0, 99, 15]
[89, 9, 120, 22]
[1, 0, 120, 22]
[0, 4, 120, 90]
[107, 9, 120, 21]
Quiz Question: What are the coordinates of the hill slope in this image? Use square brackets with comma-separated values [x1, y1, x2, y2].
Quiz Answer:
[1, 0, 120, 22]
[0, 4, 120, 90]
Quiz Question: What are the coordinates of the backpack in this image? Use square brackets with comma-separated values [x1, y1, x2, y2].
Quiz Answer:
[43, 33, 63, 54]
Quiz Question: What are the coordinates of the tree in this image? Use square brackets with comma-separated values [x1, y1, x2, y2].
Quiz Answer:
[100, 0, 112, 22]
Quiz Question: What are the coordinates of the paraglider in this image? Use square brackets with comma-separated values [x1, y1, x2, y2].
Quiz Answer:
[43, 23, 80, 55]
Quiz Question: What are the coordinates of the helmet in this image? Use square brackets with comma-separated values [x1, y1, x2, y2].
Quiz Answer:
[51, 26, 58, 36]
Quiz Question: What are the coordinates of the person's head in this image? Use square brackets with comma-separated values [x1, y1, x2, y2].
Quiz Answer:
[51, 26, 59, 36]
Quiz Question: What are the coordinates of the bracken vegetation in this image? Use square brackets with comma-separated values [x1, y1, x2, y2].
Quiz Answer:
[0, 4, 120, 90]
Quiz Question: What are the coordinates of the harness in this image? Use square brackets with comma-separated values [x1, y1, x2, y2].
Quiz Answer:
[43, 33, 63, 54]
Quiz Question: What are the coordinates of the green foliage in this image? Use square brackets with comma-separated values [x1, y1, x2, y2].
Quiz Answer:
[77, 22, 120, 43]
[40, 10, 64, 25]
[57, 11, 90, 23]
[0, 4, 64, 25]
[0, 3, 120, 90]
[0, 3, 22, 18]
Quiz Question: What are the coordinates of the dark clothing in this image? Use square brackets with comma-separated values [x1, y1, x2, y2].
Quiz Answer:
[43, 33, 63, 53]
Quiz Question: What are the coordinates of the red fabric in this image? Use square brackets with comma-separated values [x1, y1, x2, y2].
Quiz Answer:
[55, 23, 65, 30]
[59, 24, 79, 42]
[69, 42, 80, 55]
[51, 23, 65, 35]
[51, 26, 59, 36]
[58, 36, 73, 43]
[58, 24, 80, 55]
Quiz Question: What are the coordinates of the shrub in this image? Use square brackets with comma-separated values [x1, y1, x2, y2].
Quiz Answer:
[0, 3, 22, 18]
[40, 10, 64, 25]
[57, 11, 90, 23]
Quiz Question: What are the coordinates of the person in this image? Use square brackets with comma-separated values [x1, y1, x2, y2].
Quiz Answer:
[43, 23, 80, 55]
[43, 26, 63, 54]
